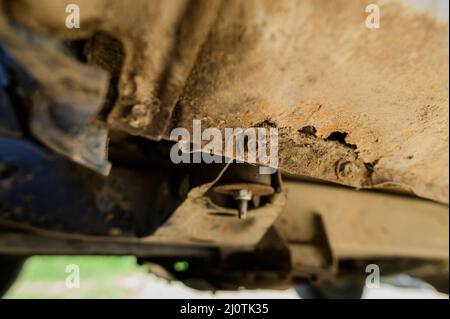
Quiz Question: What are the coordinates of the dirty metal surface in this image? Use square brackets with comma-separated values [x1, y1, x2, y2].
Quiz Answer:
[0, 89, 22, 138]
[1, 0, 448, 203]
[167, 0, 449, 203]
[276, 181, 449, 260]
[0, 230, 216, 257]
[148, 165, 285, 247]
[0, 136, 177, 237]
[0, 134, 283, 248]
[0, 10, 111, 174]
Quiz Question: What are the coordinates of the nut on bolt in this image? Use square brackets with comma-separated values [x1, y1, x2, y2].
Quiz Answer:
[234, 189, 252, 220]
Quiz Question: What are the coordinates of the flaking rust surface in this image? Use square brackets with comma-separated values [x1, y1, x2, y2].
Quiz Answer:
[169, 0, 449, 203]
[4, 0, 449, 203]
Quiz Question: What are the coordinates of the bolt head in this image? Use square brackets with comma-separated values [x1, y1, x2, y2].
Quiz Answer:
[234, 189, 252, 201]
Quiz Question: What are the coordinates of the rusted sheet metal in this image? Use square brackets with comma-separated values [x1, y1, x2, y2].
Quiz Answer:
[0, 133, 284, 247]
[6, 0, 222, 140]
[166, 0, 449, 203]
[149, 191, 285, 247]
[1, 179, 447, 263]
[148, 165, 285, 247]
[2, 0, 448, 203]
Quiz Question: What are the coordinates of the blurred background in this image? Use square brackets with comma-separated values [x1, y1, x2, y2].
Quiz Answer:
[1, 0, 448, 300]
[4, 256, 448, 299]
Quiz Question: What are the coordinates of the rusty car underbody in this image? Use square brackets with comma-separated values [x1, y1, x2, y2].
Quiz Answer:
[0, 0, 448, 297]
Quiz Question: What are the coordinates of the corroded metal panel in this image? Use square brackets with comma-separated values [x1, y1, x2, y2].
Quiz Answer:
[1, 0, 448, 203]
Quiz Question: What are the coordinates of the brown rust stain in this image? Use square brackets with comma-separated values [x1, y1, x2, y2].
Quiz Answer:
[4, 0, 448, 203]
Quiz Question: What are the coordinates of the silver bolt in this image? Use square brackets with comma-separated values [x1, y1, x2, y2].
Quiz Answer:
[234, 189, 252, 220]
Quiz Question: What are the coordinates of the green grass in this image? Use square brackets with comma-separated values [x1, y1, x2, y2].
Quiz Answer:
[4, 256, 148, 298]
[16, 256, 146, 282]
